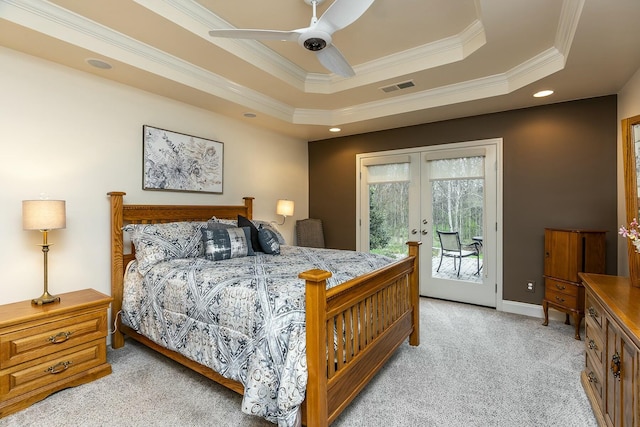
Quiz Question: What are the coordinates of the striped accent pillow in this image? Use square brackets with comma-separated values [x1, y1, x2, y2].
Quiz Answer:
[201, 227, 255, 261]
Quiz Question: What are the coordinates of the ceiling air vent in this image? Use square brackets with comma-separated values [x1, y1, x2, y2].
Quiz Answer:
[380, 80, 415, 93]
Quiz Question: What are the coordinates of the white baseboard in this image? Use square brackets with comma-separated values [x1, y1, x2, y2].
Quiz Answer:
[500, 299, 566, 322]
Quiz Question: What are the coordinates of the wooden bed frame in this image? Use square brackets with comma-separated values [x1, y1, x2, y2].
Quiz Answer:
[108, 191, 420, 426]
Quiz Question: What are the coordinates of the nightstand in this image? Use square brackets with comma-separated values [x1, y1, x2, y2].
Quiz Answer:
[0, 289, 112, 418]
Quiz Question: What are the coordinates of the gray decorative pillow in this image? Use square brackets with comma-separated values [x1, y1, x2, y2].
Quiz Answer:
[258, 226, 280, 255]
[253, 220, 286, 245]
[206, 220, 236, 230]
[123, 221, 206, 275]
[207, 217, 237, 228]
[201, 226, 255, 261]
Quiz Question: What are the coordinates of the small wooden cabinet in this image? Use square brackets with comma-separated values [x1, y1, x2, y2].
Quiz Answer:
[542, 228, 606, 340]
[580, 273, 640, 427]
[0, 289, 112, 418]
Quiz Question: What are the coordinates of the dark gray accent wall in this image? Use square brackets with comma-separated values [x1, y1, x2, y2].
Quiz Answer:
[308, 95, 618, 304]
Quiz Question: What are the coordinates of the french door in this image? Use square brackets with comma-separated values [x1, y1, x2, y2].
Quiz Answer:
[356, 139, 501, 308]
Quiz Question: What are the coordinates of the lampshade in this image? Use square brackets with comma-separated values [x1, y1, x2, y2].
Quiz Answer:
[22, 200, 66, 230]
[276, 199, 295, 217]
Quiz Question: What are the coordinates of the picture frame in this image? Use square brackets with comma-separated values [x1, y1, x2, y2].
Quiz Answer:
[142, 125, 223, 194]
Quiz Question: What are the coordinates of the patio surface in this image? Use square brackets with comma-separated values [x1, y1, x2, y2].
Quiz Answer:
[431, 255, 482, 283]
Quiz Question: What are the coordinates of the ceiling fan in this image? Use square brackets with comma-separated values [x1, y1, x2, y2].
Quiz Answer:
[208, 0, 375, 78]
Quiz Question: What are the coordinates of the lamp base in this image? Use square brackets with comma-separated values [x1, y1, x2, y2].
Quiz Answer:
[32, 291, 61, 306]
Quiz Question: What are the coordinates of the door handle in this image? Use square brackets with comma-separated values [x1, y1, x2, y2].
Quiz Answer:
[421, 230, 428, 235]
[422, 219, 428, 224]
[411, 229, 418, 235]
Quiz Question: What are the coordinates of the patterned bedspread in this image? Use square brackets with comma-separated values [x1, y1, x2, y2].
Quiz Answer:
[121, 245, 396, 426]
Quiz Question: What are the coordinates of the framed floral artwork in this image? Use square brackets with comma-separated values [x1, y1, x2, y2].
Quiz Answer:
[142, 125, 223, 194]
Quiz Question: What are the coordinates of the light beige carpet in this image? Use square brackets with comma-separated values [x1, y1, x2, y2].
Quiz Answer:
[0, 298, 596, 427]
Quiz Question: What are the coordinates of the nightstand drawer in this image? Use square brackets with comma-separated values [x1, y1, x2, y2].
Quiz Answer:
[0, 339, 107, 401]
[544, 277, 580, 297]
[544, 288, 578, 310]
[0, 310, 107, 369]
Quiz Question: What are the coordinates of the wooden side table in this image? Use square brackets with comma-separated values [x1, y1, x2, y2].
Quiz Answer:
[542, 228, 606, 340]
[0, 289, 112, 418]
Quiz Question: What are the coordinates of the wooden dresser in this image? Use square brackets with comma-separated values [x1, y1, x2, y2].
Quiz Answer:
[0, 289, 112, 418]
[579, 273, 640, 426]
[543, 228, 606, 340]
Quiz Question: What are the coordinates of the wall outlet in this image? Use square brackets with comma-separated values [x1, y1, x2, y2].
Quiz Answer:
[526, 281, 535, 293]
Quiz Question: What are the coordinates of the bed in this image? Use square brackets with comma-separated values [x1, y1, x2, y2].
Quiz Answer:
[108, 191, 420, 427]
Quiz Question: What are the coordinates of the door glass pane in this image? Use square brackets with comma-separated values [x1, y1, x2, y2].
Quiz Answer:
[366, 164, 409, 259]
[430, 156, 484, 281]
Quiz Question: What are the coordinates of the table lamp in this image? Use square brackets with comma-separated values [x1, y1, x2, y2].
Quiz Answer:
[22, 199, 66, 305]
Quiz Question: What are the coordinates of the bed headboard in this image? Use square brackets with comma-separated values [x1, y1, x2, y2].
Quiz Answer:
[107, 191, 253, 347]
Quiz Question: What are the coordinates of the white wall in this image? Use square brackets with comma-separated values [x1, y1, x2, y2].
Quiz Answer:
[617, 66, 640, 276]
[0, 47, 308, 305]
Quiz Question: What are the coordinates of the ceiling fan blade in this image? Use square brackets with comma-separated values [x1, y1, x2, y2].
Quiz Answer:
[316, 45, 355, 77]
[208, 29, 301, 42]
[316, 0, 375, 34]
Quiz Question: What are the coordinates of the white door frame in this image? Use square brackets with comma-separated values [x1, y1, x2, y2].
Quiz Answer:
[356, 138, 504, 311]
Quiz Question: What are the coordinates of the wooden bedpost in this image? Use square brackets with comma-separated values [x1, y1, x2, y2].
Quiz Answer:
[108, 191, 126, 349]
[407, 241, 421, 346]
[299, 268, 332, 427]
[242, 197, 254, 219]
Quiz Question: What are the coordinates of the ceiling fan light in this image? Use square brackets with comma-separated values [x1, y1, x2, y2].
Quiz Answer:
[303, 37, 327, 51]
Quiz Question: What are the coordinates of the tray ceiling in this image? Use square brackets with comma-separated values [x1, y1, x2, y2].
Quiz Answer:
[1, 0, 640, 140]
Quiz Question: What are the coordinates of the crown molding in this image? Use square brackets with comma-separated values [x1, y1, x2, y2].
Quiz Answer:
[555, 0, 585, 55]
[306, 20, 487, 94]
[2, 0, 583, 127]
[1, 0, 297, 122]
[294, 47, 568, 125]
[134, 0, 309, 92]
[140, 0, 487, 95]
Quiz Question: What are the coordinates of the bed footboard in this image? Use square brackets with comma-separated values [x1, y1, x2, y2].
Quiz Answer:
[300, 241, 420, 427]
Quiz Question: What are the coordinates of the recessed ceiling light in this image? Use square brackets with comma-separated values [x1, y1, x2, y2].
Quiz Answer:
[533, 90, 554, 98]
[86, 58, 112, 70]
[329, 127, 341, 132]
[243, 112, 257, 118]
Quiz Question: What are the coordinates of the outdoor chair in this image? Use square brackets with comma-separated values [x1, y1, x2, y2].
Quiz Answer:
[436, 230, 481, 277]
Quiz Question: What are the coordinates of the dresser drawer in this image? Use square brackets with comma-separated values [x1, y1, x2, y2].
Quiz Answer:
[585, 320, 604, 365]
[585, 292, 604, 332]
[0, 310, 107, 369]
[545, 288, 579, 310]
[544, 277, 581, 297]
[584, 354, 604, 409]
[0, 339, 107, 401]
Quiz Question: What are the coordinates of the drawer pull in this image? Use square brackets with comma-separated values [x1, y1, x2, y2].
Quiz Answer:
[588, 306, 598, 318]
[587, 371, 598, 384]
[48, 331, 73, 344]
[554, 296, 565, 303]
[588, 339, 598, 350]
[611, 352, 621, 380]
[45, 360, 72, 374]
[555, 284, 566, 291]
